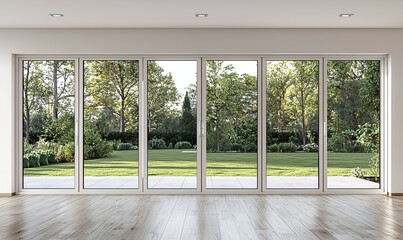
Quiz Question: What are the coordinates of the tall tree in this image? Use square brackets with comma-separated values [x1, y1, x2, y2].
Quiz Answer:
[147, 61, 179, 133]
[85, 60, 139, 133]
[289, 61, 319, 145]
[180, 91, 196, 134]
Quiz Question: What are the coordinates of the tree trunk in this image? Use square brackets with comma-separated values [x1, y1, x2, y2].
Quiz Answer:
[52, 61, 59, 120]
[24, 62, 31, 143]
[120, 98, 125, 133]
[215, 118, 220, 152]
[301, 90, 307, 145]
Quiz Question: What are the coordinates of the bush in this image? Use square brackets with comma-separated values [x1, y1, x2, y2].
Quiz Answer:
[84, 128, 113, 159]
[303, 143, 319, 153]
[167, 142, 174, 149]
[268, 143, 279, 152]
[174, 141, 192, 149]
[111, 140, 121, 150]
[23, 155, 30, 168]
[230, 143, 243, 152]
[116, 143, 136, 150]
[37, 149, 49, 166]
[26, 152, 40, 167]
[268, 142, 296, 152]
[278, 142, 297, 152]
[148, 137, 166, 149]
[48, 152, 56, 164]
[351, 167, 365, 179]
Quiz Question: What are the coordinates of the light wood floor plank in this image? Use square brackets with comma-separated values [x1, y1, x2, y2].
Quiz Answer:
[0, 195, 402, 240]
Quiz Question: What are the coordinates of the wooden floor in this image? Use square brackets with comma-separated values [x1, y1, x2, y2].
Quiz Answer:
[0, 195, 402, 240]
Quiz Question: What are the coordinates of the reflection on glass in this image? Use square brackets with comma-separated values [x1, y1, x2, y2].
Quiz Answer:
[327, 60, 380, 189]
[266, 61, 319, 189]
[83, 60, 139, 189]
[23, 60, 75, 188]
[147, 61, 198, 189]
[206, 61, 258, 189]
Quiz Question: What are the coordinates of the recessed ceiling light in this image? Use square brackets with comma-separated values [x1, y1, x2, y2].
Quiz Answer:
[339, 13, 354, 18]
[195, 13, 208, 18]
[49, 13, 64, 17]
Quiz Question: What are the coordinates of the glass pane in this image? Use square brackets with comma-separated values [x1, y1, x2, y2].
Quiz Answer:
[23, 60, 75, 189]
[206, 60, 258, 189]
[147, 61, 198, 189]
[327, 60, 381, 189]
[266, 61, 319, 189]
[83, 60, 139, 189]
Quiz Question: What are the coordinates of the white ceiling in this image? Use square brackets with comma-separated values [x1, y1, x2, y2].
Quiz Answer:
[1, 0, 403, 28]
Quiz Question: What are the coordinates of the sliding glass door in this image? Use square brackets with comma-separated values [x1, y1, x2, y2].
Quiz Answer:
[326, 60, 381, 189]
[204, 60, 259, 189]
[266, 60, 320, 189]
[83, 60, 140, 189]
[22, 59, 76, 189]
[146, 60, 199, 189]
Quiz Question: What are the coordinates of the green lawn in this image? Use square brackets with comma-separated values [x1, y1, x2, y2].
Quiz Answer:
[24, 149, 376, 177]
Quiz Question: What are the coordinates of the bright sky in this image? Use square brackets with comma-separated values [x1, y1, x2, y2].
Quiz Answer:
[156, 60, 258, 100]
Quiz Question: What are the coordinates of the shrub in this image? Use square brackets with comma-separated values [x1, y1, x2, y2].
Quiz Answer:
[268, 143, 296, 152]
[42, 114, 75, 144]
[47, 152, 56, 164]
[84, 128, 113, 159]
[230, 143, 243, 152]
[278, 142, 297, 152]
[351, 167, 365, 179]
[369, 153, 380, 177]
[167, 142, 174, 149]
[268, 143, 279, 152]
[23, 155, 30, 168]
[116, 143, 135, 150]
[26, 152, 40, 167]
[37, 149, 49, 166]
[148, 137, 166, 149]
[174, 141, 192, 149]
[288, 136, 299, 144]
[111, 140, 121, 150]
[303, 143, 319, 153]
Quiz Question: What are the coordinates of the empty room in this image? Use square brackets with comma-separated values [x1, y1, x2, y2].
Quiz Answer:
[0, 0, 403, 239]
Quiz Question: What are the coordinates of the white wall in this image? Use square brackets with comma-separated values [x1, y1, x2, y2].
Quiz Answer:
[0, 28, 402, 194]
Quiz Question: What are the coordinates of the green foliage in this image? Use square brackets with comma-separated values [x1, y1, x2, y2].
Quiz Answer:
[111, 139, 121, 150]
[23, 155, 30, 168]
[148, 137, 166, 149]
[268, 142, 297, 153]
[288, 135, 299, 144]
[174, 141, 192, 149]
[84, 128, 113, 159]
[116, 143, 136, 151]
[351, 167, 366, 179]
[303, 143, 318, 153]
[55, 142, 75, 163]
[180, 91, 197, 134]
[26, 152, 40, 167]
[43, 113, 75, 144]
[37, 149, 49, 166]
[369, 153, 380, 177]
[356, 123, 379, 153]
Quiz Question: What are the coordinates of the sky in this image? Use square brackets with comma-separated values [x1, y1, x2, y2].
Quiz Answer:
[156, 60, 258, 100]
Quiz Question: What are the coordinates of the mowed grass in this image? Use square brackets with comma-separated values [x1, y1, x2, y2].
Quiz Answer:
[24, 149, 376, 177]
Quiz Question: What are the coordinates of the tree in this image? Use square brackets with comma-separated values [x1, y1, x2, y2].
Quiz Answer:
[206, 61, 257, 152]
[147, 61, 179, 133]
[180, 91, 196, 134]
[84, 60, 139, 134]
[267, 61, 293, 133]
[289, 61, 319, 145]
